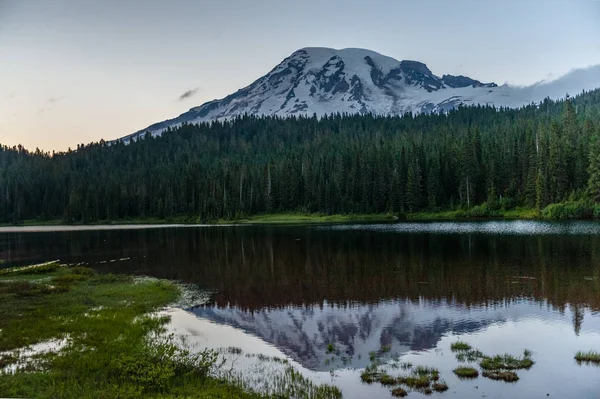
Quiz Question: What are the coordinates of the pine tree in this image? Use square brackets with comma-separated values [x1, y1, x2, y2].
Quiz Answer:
[587, 123, 600, 202]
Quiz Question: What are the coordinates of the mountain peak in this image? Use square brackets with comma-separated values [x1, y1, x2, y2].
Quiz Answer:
[118, 48, 600, 143]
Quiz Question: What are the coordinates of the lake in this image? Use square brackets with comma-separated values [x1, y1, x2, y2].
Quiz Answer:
[1, 221, 599, 398]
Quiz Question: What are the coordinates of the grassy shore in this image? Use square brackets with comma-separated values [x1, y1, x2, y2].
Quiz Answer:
[0, 263, 341, 399]
[407, 207, 540, 221]
[6, 203, 598, 227]
[218, 213, 398, 224]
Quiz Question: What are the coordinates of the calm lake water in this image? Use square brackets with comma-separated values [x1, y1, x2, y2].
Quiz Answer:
[1, 221, 599, 398]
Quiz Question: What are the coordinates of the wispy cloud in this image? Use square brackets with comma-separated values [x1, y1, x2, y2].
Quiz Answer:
[178, 88, 200, 101]
[48, 96, 64, 104]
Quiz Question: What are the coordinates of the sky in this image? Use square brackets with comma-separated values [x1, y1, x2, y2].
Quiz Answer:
[1, 0, 600, 151]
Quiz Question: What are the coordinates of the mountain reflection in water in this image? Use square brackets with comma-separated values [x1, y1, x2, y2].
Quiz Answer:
[1, 221, 599, 375]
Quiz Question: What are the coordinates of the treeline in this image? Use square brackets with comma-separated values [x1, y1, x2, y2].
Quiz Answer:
[2, 89, 600, 223]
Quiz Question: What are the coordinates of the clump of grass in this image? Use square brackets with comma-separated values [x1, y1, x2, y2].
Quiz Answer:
[369, 351, 377, 362]
[450, 341, 472, 352]
[360, 370, 380, 384]
[575, 351, 600, 364]
[453, 366, 479, 378]
[432, 381, 449, 392]
[479, 354, 534, 370]
[391, 387, 408, 397]
[413, 366, 439, 380]
[379, 374, 397, 386]
[482, 370, 519, 382]
[360, 363, 381, 384]
[398, 375, 431, 389]
[326, 343, 336, 354]
[456, 349, 485, 362]
[380, 344, 391, 353]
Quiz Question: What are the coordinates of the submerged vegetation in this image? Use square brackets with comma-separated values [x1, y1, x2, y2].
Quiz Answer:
[0, 263, 341, 398]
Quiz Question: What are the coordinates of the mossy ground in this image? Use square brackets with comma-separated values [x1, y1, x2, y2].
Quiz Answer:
[0, 263, 340, 399]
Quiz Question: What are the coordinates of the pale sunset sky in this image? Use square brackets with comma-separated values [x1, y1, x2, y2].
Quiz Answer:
[1, 0, 599, 151]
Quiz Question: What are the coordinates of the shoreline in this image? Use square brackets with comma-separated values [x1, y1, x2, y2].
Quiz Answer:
[5, 203, 600, 227]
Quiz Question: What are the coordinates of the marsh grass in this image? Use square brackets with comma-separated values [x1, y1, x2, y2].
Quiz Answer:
[0, 264, 341, 399]
[450, 341, 472, 352]
[326, 343, 336, 354]
[432, 381, 449, 392]
[391, 387, 408, 397]
[575, 351, 600, 364]
[455, 349, 485, 362]
[479, 354, 534, 371]
[482, 370, 519, 382]
[453, 366, 479, 378]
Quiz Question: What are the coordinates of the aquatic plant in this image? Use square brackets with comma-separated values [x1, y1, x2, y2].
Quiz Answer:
[379, 374, 397, 386]
[391, 387, 408, 397]
[326, 343, 336, 354]
[453, 366, 479, 378]
[455, 349, 485, 362]
[479, 354, 534, 370]
[380, 344, 392, 353]
[575, 350, 600, 364]
[450, 341, 472, 352]
[482, 370, 519, 382]
[432, 381, 449, 392]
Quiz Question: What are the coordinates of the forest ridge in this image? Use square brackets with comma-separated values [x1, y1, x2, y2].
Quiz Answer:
[2, 89, 600, 223]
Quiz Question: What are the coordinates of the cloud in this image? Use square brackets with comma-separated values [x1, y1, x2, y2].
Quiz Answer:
[8, 91, 15, 99]
[178, 88, 200, 101]
[37, 108, 47, 116]
[48, 96, 64, 104]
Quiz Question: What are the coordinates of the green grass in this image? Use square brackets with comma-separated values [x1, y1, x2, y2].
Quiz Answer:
[455, 349, 485, 362]
[326, 343, 336, 354]
[453, 366, 479, 378]
[380, 344, 392, 353]
[218, 213, 397, 225]
[479, 354, 534, 371]
[408, 207, 540, 221]
[378, 374, 397, 386]
[575, 351, 600, 364]
[450, 341, 472, 352]
[0, 263, 341, 399]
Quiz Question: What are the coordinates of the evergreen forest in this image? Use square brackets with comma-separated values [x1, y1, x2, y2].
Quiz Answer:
[2, 89, 600, 223]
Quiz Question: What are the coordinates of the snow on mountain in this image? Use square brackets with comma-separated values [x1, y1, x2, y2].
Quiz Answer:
[120, 47, 600, 143]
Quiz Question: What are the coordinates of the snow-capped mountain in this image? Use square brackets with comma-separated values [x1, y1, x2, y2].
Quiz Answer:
[121, 47, 600, 142]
